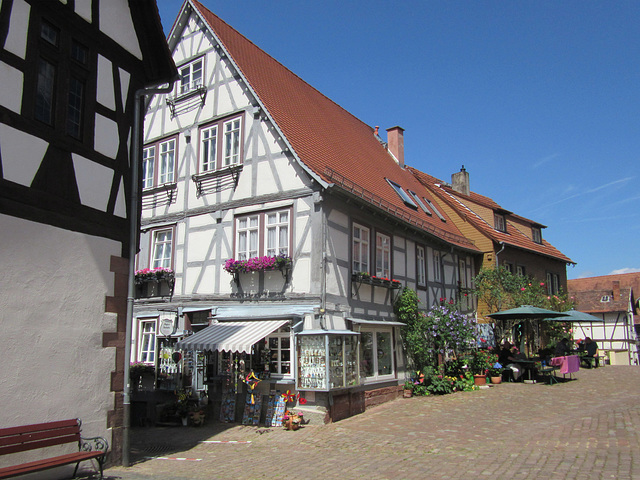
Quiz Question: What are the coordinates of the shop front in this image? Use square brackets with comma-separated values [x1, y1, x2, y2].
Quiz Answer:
[171, 307, 406, 426]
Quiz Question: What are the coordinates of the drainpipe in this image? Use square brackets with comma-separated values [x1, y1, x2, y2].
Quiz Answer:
[123, 80, 175, 467]
[495, 242, 505, 268]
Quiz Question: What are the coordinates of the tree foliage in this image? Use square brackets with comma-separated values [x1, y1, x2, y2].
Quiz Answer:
[472, 266, 574, 346]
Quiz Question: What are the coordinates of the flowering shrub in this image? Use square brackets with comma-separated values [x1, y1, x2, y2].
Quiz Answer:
[223, 255, 292, 274]
[423, 301, 478, 361]
[134, 267, 175, 284]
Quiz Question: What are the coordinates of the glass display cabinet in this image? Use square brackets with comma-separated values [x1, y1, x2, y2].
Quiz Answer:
[296, 330, 360, 391]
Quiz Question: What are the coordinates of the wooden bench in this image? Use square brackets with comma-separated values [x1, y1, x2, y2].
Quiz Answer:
[0, 418, 108, 479]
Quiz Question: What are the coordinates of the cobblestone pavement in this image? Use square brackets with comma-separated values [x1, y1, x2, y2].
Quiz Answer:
[104, 366, 640, 480]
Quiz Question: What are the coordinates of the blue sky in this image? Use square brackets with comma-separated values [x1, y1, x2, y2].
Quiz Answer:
[156, 1, 639, 280]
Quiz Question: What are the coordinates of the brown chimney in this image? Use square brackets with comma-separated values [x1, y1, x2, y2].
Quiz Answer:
[613, 280, 620, 299]
[451, 165, 470, 196]
[386, 126, 404, 167]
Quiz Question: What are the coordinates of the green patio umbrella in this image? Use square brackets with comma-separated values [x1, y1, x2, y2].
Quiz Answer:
[487, 305, 570, 320]
[543, 309, 603, 322]
[487, 306, 570, 354]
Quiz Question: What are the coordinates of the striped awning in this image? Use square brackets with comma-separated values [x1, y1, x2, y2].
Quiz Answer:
[176, 320, 288, 353]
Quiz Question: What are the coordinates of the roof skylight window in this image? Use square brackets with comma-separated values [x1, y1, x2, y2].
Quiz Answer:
[408, 190, 432, 215]
[425, 199, 446, 222]
[386, 179, 418, 209]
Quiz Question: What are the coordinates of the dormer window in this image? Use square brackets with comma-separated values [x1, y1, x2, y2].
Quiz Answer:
[425, 199, 446, 222]
[407, 190, 431, 215]
[386, 179, 417, 209]
[532, 227, 542, 244]
[601, 295, 611, 303]
[495, 213, 506, 232]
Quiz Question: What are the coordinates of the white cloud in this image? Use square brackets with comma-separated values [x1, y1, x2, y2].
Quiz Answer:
[532, 153, 560, 169]
[608, 267, 640, 275]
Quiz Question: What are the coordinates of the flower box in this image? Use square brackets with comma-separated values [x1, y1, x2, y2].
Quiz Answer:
[351, 272, 402, 290]
[135, 268, 175, 298]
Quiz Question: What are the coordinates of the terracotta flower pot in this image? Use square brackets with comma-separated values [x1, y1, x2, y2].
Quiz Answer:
[490, 376, 502, 384]
[473, 374, 487, 386]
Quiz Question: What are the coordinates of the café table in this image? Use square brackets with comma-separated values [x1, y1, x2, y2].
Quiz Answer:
[517, 359, 537, 382]
[550, 355, 580, 379]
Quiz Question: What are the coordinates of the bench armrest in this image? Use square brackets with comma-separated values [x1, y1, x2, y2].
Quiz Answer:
[79, 436, 109, 456]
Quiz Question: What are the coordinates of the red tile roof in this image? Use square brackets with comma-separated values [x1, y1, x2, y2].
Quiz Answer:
[190, 0, 476, 250]
[570, 288, 632, 315]
[408, 167, 574, 264]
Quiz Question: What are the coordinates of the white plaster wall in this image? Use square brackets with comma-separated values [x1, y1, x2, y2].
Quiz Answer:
[4, 0, 29, 60]
[0, 63, 23, 114]
[0, 123, 49, 187]
[0, 214, 119, 453]
[99, 0, 142, 60]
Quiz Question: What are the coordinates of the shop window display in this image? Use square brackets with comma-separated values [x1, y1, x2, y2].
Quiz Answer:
[297, 332, 360, 391]
[360, 329, 394, 381]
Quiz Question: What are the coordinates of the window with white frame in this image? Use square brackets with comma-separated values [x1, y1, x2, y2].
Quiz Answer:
[236, 215, 259, 260]
[200, 125, 217, 172]
[199, 115, 243, 172]
[142, 146, 155, 189]
[433, 250, 441, 282]
[360, 328, 395, 380]
[223, 118, 241, 167]
[495, 213, 506, 232]
[417, 245, 426, 287]
[235, 209, 291, 260]
[142, 137, 177, 188]
[352, 223, 370, 274]
[178, 57, 203, 95]
[266, 211, 289, 256]
[376, 232, 391, 278]
[267, 326, 291, 375]
[138, 319, 157, 364]
[151, 229, 173, 269]
[516, 265, 526, 276]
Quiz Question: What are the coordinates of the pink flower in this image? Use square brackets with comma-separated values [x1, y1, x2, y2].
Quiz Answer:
[521, 287, 526, 291]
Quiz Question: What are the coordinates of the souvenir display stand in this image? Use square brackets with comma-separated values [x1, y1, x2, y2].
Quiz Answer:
[296, 330, 360, 391]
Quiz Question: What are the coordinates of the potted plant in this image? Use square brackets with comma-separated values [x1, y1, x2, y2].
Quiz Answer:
[175, 389, 191, 426]
[488, 362, 503, 384]
[468, 350, 494, 386]
[403, 380, 414, 398]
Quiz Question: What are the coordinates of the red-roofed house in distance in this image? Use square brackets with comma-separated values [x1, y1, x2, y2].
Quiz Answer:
[410, 166, 575, 321]
[568, 273, 640, 365]
[132, 0, 483, 424]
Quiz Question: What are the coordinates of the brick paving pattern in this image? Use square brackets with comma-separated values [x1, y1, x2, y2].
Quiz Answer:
[104, 366, 640, 479]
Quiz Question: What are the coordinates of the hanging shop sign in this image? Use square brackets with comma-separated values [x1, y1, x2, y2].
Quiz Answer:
[159, 318, 175, 336]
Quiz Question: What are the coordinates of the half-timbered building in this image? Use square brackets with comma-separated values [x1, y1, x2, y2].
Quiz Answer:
[410, 166, 575, 320]
[133, 0, 480, 423]
[0, 0, 175, 468]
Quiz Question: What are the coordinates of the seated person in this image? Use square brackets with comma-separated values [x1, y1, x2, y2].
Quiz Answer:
[554, 338, 571, 356]
[582, 337, 599, 368]
[505, 346, 527, 381]
[498, 341, 512, 366]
